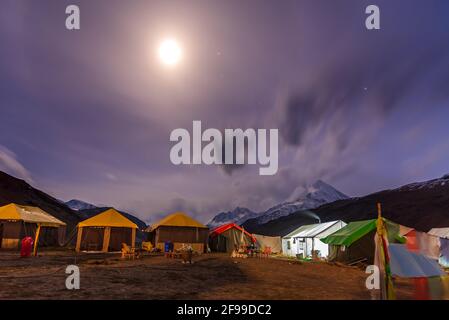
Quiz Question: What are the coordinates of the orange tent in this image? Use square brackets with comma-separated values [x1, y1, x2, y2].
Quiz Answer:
[146, 212, 208, 253]
[76, 208, 137, 252]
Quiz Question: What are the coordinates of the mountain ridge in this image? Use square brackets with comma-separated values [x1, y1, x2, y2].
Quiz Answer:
[243, 174, 449, 236]
[0, 171, 81, 234]
[65, 199, 97, 211]
[208, 180, 348, 228]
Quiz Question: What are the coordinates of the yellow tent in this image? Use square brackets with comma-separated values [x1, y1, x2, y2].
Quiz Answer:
[0, 203, 66, 254]
[76, 208, 137, 252]
[148, 212, 207, 231]
[147, 212, 209, 253]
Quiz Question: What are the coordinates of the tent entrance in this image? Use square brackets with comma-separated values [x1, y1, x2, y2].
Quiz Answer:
[209, 234, 228, 252]
[224, 229, 251, 252]
[80, 227, 105, 251]
[109, 227, 132, 251]
[77, 227, 134, 252]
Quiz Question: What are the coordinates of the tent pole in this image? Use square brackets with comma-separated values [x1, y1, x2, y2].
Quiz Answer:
[304, 239, 307, 258]
[102, 227, 111, 252]
[33, 224, 41, 256]
[131, 228, 136, 248]
[75, 227, 83, 252]
[312, 238, 315, 258]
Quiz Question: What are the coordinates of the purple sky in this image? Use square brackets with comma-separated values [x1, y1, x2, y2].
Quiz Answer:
[1, 0, 449, 224]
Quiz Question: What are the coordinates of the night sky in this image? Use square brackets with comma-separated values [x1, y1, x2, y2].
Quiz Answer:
[1, 0, 449, 223]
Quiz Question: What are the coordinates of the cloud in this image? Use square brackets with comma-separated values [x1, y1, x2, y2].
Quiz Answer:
[105, 173, 118, 181]
[402, 140, 449, 179]
[271, 41, 449, 190]
[277, 45, 449, 148]
[0, 145, 34, 183]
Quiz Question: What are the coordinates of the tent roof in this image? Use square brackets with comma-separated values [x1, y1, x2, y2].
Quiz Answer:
[0, 203, 66, 227]
[283, 224, 315, 239]
[78, 208, 137, 228]
[209, 223, 256, 242]
[321, 219, 377, 246]
[321, 218, 403, 246]
[284, 221, 346, 239]
[428, 227, 449, 239]
[148, 212, 207, 231]
[389, 244, 446, 278]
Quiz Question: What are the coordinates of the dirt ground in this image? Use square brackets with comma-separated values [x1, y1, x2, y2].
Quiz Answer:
[0, 250, 414, 300]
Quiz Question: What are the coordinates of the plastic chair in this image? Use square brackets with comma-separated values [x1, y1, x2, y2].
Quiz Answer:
[121, 243, 137, 260]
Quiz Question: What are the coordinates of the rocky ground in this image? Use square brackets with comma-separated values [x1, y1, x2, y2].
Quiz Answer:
[0, 251, 414, 299]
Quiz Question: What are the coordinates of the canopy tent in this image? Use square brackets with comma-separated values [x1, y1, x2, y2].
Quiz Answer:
[209, 223, 256, 253]
[282, 220, 346, 258]
[0, 203, 66, 254]
[253, 234, 282, 254]
[76, 208, 137, 252]
[427, 227, 449, 267]
[321, 219, 404, 264]
[147, 212, 209, 253]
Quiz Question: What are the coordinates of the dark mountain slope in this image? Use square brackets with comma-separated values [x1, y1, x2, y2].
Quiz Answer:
[0, 171, 81, 233]
[244, 175, 449, 236]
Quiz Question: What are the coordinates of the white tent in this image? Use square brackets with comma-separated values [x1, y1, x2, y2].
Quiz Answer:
[428, 227, 449, 239]
[427, 227, 449, 268]
[282, 220, 346, 258]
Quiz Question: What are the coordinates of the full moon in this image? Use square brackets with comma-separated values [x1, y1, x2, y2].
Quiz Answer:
[158, 39, 182, 67]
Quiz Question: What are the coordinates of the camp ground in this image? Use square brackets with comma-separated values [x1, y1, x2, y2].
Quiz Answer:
[0, 203, 66, 255]
[209, 223, 256, 253]
[320, 218, 404, 264]
[281, 220, 346, 259]
[146, 212, 209, 253]
[76, 208, 138, 252]
[0, 201, 448, 300]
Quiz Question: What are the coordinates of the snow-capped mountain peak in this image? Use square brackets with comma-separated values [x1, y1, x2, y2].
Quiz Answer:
[208, 180, 348, 227]
[207, 207, 260, 228]
[396, 174, 449, 192]
[294, 180, 348, 202]
[65, 199, 97, 211]
[255, 180, 348, 224]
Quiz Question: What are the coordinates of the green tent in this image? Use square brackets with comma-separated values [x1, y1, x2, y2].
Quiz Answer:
[320, 218, 405, 264]
[321, 219, 403, 246]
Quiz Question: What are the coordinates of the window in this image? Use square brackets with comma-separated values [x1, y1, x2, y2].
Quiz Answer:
[287, 241, 291, 250]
